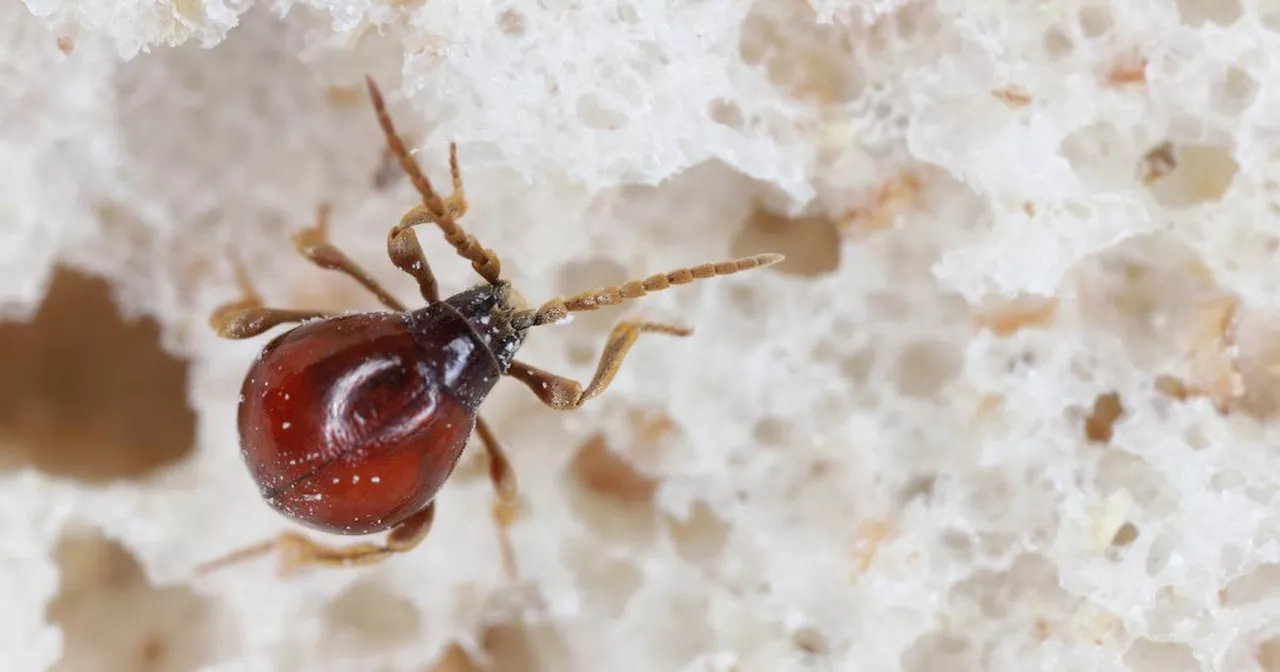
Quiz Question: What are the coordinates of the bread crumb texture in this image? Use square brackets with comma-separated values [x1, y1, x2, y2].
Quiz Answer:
[6, 0, 1280, 670]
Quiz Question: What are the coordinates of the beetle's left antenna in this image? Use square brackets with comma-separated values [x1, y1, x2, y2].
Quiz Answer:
[366, 76, 503, 285]
[511, 253, 784, 329]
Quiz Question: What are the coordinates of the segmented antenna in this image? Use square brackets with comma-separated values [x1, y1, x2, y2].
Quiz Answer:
[512, 253, 784, 329]
[365, 76, 503, 284]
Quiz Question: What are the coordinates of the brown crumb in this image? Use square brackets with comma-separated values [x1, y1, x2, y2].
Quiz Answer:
[324, 85, 364, 106]
[1155, 374, 1190, 400]
[1188, 297, 1243, 412]
[1110, 522, 1139, 547]
[56, 35, 75, 55]
[838, 173, 923, 237]
[1034, 619, 1051, 641]
[1155, 299, 1244, 411]
[991, 86, 1032, 108]
[973, 296, 1059, 336]
[972, 394, 1004, 426]
[1140, 141, 1177, 184]
[792, 626, 828, 656]
[851, 518, 895, 574]
[1106, 51, 1148, 86]
[1081, 608, 1118, 644]
[1084, 392, 1124, 443]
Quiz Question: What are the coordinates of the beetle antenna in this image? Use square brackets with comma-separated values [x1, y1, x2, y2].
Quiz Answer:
[511, 253, 784, 329]
[365, 76, 503, 284]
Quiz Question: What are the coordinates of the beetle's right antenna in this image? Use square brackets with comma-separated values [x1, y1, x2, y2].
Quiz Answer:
[366, 76, 503, 284]
[511, 253, 784, 329]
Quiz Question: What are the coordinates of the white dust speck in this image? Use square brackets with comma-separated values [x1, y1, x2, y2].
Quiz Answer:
[352, 475, 360, 484]
[371, 476, 381, 484]
[282, 422, 292, 430]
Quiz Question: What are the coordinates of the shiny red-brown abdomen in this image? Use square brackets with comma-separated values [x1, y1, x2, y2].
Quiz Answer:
[236, 291, 513, 535]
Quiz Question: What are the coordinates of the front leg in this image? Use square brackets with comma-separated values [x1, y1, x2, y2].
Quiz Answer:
[386, 216, 441, 304]
[506, 321, 691, 409]
[195, 504, 436, 576]
[380, 140, 480, 304]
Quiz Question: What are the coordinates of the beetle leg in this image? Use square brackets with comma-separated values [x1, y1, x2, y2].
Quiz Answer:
[195, 504, 436, 576]
[209, 260, 333, 339]
[474, 416, 522, 578]
[381, 140, 471, 297]
[506, 321, 692, 409]
[210, 306, 333, 340]
[386, 220, 440, 304]
[292, 203, 408, 311]
[475, 416, 518, 524]
[366, 77, 502, 285]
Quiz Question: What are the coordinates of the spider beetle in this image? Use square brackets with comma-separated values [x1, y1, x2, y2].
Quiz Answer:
[197, 76, 783, 574]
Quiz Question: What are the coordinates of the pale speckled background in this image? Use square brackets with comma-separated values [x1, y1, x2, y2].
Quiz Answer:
[4, 1, 1280, 671]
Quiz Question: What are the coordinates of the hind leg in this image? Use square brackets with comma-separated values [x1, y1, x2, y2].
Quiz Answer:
[195, 504, 437, 575]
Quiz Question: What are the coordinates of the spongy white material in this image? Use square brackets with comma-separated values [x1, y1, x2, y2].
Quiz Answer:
[7, 0, 1280, 670]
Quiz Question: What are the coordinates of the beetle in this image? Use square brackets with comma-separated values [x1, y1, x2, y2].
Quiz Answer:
[196, 76, 782, 574]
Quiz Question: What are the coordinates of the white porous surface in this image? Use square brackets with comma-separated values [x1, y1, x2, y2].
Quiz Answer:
[5, 0, 1280, 670]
